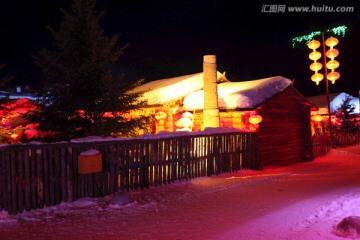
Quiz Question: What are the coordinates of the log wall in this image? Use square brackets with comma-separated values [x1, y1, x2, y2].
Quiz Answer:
[258, 88, 313, 166]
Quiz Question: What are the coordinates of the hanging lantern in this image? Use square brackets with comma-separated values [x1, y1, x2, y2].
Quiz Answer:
[307, 40, 321, 49]
[311, 73, 324, 85]
[326, 48, 339, 58]
[309, 51, 322, 61]
[310, 62, 323, 71]
[325, 37, 339, 47]
[249, 114, 263, 124]
[326, 60, 340, 70]
[327, 71, 340, 84]
[311, 115, 323, 122]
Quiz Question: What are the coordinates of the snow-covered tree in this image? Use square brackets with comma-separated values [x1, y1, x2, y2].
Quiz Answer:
[334, 94, 358, 133]
[29, 0, 148, 142]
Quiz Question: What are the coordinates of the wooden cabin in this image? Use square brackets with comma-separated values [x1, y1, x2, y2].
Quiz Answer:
[130, 73, 317, 167]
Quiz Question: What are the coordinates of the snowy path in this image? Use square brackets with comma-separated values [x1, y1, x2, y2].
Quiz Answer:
[1, 145, 360, 240]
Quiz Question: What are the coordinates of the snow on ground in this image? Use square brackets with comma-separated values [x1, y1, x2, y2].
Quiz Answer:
[1, 145, 360, 240]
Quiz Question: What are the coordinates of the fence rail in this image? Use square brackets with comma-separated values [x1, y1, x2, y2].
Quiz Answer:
[312, 131, 360, 158]
[0, 132, 258, 214]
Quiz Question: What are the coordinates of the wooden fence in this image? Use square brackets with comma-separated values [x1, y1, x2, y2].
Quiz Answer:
[0, 132, 258, 214]
[312, 131, 360, 158]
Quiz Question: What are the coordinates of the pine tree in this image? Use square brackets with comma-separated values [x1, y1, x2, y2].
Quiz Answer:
[30, 0, 148, 141]
[334, 94, 358, 133]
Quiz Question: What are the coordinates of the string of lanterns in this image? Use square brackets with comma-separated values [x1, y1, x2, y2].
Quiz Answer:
[307, 36, 340, 85]
[307, 40, 323, 85]
[325, 37, 340, 84]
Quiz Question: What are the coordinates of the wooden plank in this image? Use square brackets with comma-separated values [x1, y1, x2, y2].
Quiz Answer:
[149, 141, 154, 186]
[158, 141, 163, 186]
[36, 148, 44, 208]
[66, 146, 73, 202]
[10, 151, 17, 214]
[171, 139, 177, 182]
[119, 142, 126, 191]
[73, 146, 79, 201]
[60, 147, 67, 202]
[109, 144, 116, 194]
[130, 142, 135, 190]
[144, 141, 150, 188]
[125, 143, 130, 191]
[2, 151, 10, 212]
[24, 149, 31, 211]
[30, 149, 37, 209]
[134, 142, 139, 190]
[54, 147, 61, 204]
[115, 143, 120, 192]
[43, 148, 50, 207]
[48, 148, 55, 206]
[17, 151, 24, 213]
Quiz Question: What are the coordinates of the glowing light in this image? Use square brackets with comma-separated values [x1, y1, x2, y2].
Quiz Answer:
[331, 25, 347, 37]
[292, 31, 321, 47]
[10, 133, 19, 139]
[292, 25, 347, 47]
[307, 40, 321, 50]
[311, 73, 324, 85]
[310, 62, 323, 71]
[309, 51, 322, 61]
[326, 49, 339, 58]
[249, 115, 263, 124]
[326, 60, 340, 70]
[325, 37, 339, 47]
[312, 115, 323, 122]
[327, 72, 340, 84]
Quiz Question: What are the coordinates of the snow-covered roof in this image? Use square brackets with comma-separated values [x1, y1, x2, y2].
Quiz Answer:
[130, 72, 226, 105]
[183, 76, 293, 110]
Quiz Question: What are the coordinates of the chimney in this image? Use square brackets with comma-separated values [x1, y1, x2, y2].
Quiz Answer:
[203, 55, 220, 129]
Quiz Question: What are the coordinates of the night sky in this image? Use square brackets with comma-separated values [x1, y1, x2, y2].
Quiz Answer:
[0, 0, 359, 97]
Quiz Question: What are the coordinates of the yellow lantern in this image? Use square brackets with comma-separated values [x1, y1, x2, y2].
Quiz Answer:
[309, 51, 322, 61]
[327, 71, 340, 84]
[325, 37, 339, 47]
[311, 73, 324, 85]
[249, 114, 263, 124]
[326, 48, 339, 58]
[310, 62, 322, 71]
[307, 40, 321, 50]
[326, 60, 340, 70]
[311, 115, 323, 122]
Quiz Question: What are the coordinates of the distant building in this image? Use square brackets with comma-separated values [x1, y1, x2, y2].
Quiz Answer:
[0, 86, 37, 100]
[130, 72, 317, 167]
[307, 92, 360, 135]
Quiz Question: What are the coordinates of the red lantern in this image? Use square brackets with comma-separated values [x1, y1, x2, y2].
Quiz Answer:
[249, 115, 263, 124]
